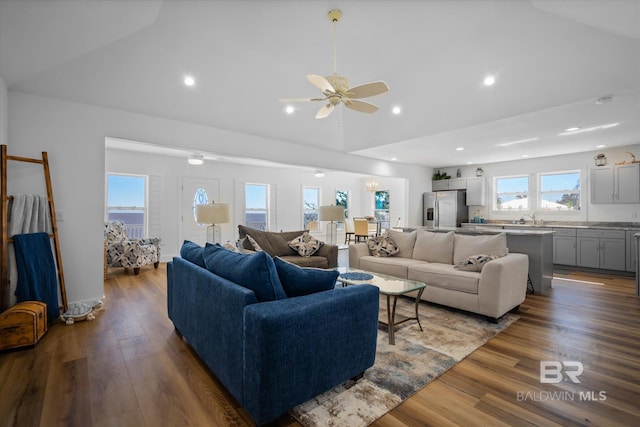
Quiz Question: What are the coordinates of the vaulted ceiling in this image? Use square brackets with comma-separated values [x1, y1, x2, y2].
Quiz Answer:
[1, 0, 639, 167]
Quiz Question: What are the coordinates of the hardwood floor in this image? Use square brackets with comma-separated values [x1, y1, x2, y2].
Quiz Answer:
[1, 265, 639, 426]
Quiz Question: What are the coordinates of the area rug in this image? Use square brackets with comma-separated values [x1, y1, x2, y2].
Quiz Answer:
[290, 297, 519, 427]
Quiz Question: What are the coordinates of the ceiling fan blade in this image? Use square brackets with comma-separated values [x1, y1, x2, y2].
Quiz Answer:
[279, 97, 324, 103]
[347, 81, 389, 99]
[344, 99, 379, 114]
[315, 104, 335, 119]
[308, 74, 335, 94]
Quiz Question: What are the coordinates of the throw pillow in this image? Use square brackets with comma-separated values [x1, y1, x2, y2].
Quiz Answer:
[386, 229, 417, 258]
[367, 233, 400, 257]
[202, 244, 287, 302]
[288, 232, 324, 257]
[412, 230, 455, 264]
[273, 257, 339, 297]
[180, 240, 206, 268]
[246, 235, 263, 252]
[453, 233, 508, 265]
[455, 254, 499, 272]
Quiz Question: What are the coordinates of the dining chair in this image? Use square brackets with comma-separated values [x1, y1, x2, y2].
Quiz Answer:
[344, 219, 355, 244]
[353, 218, 371, 243]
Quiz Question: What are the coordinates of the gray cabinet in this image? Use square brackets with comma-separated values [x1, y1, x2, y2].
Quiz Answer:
[577, 229, 626, 271]
[432, 178, 466, 191]
[466, 177, 486, 206]
[626, 230, 640, 272]
[553, 228, 576, 266]
[591, 164, 640, 204]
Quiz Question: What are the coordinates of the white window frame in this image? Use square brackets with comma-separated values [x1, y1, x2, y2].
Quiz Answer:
[494, 175, 529, 212]
[374, 190, 390, 230]
[106, 173, 148, 238]
[245, 183, 269, 231]
[336, 189, 350, 230]
[538, 170, 581, 212]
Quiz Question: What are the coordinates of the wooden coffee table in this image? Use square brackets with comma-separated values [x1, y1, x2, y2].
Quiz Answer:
[337, 268, 426, 345]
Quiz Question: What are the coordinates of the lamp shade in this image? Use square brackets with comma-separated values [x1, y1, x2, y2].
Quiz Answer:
[318, 205, 345, 222]
[196, 203, 230, 224]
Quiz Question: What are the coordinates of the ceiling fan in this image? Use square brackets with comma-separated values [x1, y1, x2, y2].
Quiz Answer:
[280, 9, 389, 119]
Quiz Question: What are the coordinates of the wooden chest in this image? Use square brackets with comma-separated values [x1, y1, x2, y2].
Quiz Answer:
[0, 301, 48, 351]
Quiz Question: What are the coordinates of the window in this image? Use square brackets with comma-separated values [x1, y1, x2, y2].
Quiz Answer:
[495, 176, 529, 211]
[303, 188, 319, 230]
[374, 190, 390, 230]
[193, 187, 209, 226]
[336, 190, 349, 218]
[245, 183, 268, 230]
[107, 174, 147, 238]
[539, 171, 580, 211]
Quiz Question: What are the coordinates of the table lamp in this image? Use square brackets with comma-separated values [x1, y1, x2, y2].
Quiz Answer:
[318, 205, 345, 245]
[196, 202, 230, 244]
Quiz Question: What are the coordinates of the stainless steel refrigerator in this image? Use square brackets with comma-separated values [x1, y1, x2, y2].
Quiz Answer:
[423, 191, 468, 228]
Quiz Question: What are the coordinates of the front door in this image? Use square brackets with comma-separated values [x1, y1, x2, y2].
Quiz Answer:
[181, 177, 219, 246]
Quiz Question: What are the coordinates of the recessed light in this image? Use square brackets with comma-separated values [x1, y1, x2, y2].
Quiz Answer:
[565, 127, 580, 132]
[391, 106, 402, 115]
[483, 75, 495, 86]
[285, 105, 295, 114]
[596, 144, 608, 148]
[521, 154, 529, 158]
[456, 147, 464, 151]
[390, 157, 397, 161]
[184, 75, 195, 87]
[467, 161, 473, 165]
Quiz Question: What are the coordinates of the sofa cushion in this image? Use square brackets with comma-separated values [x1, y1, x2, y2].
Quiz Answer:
[453, 233, 508, 265]
[408, 263, 480, 294]
[288, 232, 324, 257]
[273, 257, 338, 297]
[359, 256, 426, 279]
[238, 225, 304, 257]
[367, 233, 400, 257]
[278, 255, 329, 269]
[202, 244, 287, 302]
[455, 254, 499, 272]
[412, 230, 454, 264]
[386, 229, 417, 258]
[180, 240, 206, 268]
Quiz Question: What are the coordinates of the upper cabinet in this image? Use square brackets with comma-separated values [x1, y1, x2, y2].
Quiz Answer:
[466, 177, 486, 206]
[591, 163, 640, 204]
[432, 178, 466, 191]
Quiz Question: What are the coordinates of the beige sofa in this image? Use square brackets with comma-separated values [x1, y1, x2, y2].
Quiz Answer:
[349, 229, 529, 319]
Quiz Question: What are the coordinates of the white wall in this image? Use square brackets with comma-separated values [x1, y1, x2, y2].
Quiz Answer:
[436, 144, 640, 224]
[0, 77, 7, 145]
[107, 147, 410, 259]
[8, 91, 429, 306]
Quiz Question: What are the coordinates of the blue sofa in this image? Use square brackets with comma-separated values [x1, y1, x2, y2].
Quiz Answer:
[167, 244, 379, 425]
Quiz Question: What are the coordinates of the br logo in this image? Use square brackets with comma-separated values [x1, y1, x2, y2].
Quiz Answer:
[540, 361, 584, 383]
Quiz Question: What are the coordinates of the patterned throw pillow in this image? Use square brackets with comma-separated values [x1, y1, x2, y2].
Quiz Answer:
[455, 254, 499, 272]
[246, 235, 263, 252]
[367, 233, 400, 257]
[288, 233, 324, 257]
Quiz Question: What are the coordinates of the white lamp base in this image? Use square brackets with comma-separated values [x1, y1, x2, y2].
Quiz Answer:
[326, 222, 337, 245]
[206, 224, 221, 244]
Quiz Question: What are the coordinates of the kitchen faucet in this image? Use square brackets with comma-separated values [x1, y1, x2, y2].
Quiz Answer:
[524, 213, 536, 225]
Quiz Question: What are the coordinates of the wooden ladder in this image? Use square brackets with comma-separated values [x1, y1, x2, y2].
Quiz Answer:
[0, 145, 68, 313]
